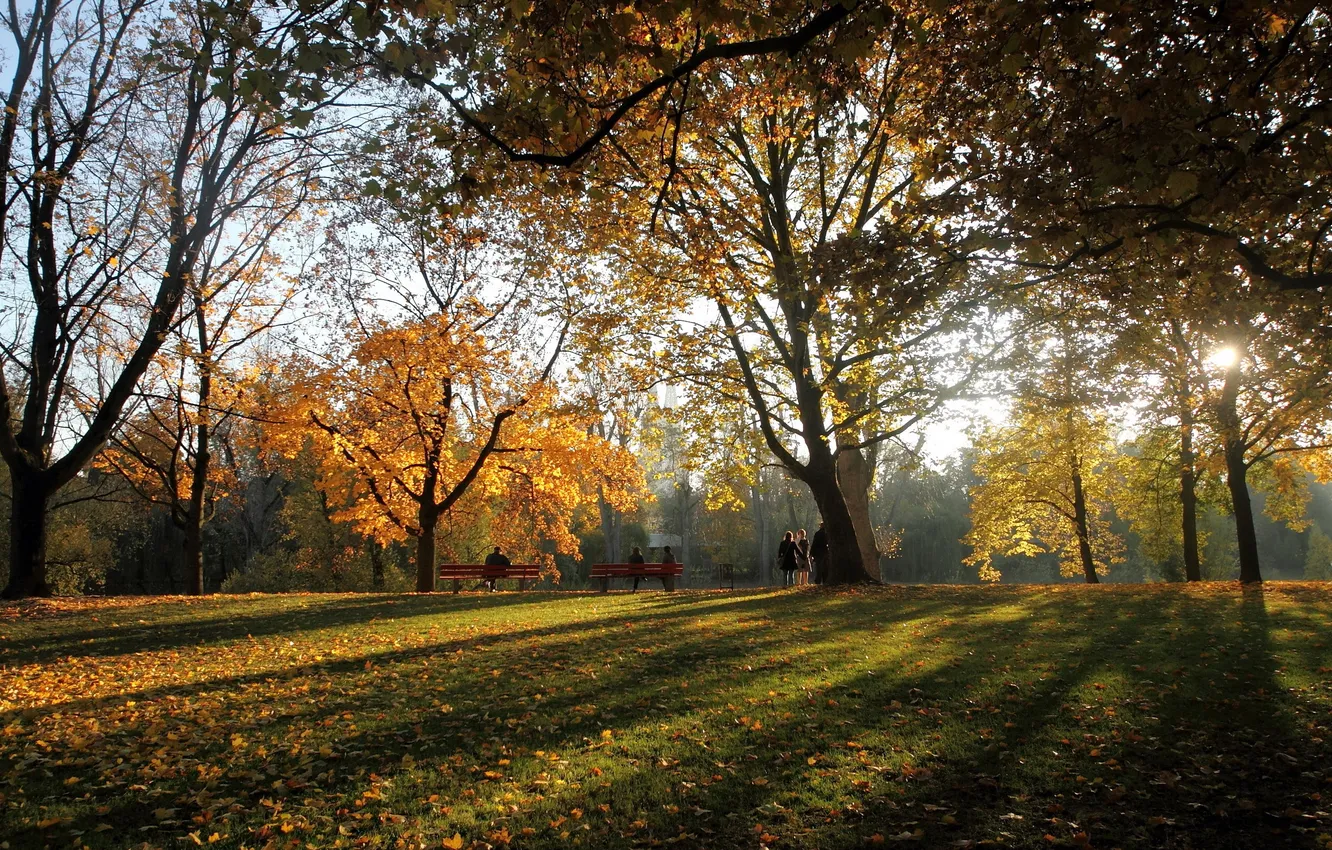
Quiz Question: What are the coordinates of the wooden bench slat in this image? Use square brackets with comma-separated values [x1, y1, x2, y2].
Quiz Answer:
[437, 564, 542, 592]
[438, 564, 541, 576]
[588, 563, 683, 592]
[589, 563, 684, 576]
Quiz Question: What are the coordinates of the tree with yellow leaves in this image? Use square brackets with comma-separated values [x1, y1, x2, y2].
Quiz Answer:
[965, 400, 1124, 584]
[100, 242, 307, 595]
[0, 0, 345, 599]
[1203, 281, 1332, 584]
[965, 303, 1125, 584]
[633, 50, 1010, 585]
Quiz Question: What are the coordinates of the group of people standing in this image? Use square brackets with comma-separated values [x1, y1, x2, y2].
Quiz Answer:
[777, 522, 827, 586]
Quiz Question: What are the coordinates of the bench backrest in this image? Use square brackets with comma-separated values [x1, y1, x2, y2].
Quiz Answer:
[589, 563, 684, 577]
[438, 564, 543, 579]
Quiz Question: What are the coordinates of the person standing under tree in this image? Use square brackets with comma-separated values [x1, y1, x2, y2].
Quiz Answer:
[810, 522, 828, 585]
[793, 532, 804, 586]
[777, 531, 797, 587]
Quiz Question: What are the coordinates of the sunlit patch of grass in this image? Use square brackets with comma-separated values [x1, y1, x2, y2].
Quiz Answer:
[2, 584, 1331, 849]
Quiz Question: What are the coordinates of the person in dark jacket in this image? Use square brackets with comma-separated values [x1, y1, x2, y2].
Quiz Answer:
[795, 529, 811, 585]
[777, 531, 797, 587]
[480, 546, 509, 591]
[810, 522, 828, 584]
[629, 546, 646, 590]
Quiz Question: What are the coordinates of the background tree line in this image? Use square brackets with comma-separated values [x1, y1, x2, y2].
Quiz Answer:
[3, 0, 1331, 597]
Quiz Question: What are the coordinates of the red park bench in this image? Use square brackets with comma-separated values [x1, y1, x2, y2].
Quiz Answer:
[437, 563, 542, 593]
[589, 563, 684, 593]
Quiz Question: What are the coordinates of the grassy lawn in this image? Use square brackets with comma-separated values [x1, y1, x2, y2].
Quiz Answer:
[3, 585, 1332, 850]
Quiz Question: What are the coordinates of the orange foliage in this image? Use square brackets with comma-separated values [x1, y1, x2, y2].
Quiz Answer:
[264, 310, 644, 579]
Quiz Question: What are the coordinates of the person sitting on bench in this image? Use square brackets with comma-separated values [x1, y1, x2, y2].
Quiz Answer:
[479, 546, 509, 591]
[642, 546, 677, 591]
[628, 546, 646, 590]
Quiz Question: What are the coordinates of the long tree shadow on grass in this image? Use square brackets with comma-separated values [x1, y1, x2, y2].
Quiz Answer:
[4, 586, 1330, 849]
[1, 589, 965, 844]
[2, 589, 819, 666]
[1, 593, 556, 664]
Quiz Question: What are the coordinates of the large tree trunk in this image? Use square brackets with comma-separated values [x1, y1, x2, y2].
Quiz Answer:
[836, 447, 880, 580]
[1216, 350, 1261, 583]
[1225, 441, 1262, 583]
[2, 471, 52, 598]
[806, 451, 874, 585]
[415, 503, 438, 592]
[1179, 412, 1202, 582]
[1069, 459, 1099, 584]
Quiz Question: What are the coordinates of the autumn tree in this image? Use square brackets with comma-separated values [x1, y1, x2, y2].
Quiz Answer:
[1204, 283, 1332, 583]
[346, 0, 871, 177]
[965, 298, 1126, 584]
[270, 308, 642, 592]
[0, 0, 343, 598]
[625, 46, 1015, 585]
[101, 244, 308, 595]
[931, 2, 1332, 294]
[1109, 273, 1222, 581]
[966, 400, 1124, 584]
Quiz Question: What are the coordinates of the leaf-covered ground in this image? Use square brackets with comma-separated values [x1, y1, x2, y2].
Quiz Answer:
[3, 585, 1332, 850]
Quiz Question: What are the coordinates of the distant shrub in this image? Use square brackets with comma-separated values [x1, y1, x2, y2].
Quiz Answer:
[222, 547, 411, 593]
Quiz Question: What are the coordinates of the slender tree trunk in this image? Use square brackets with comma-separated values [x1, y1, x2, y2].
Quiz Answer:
[610, 511, 622, 564]
[1225, 442, 1262, 583]
[1168, 323, 1203, 582]
[1069, 459, 1099, 584]
[597, 485, 617, 562]
[679, 482, 693, 568]
[1216, 350, 1261, 583]
[751, 483, 770, 585]
[415, 503, 438, 592]
[183, 509, 205, 596]
[183, 419, 210, 596]
[2, 470, 52, 598]
[369, 543, 385, 589]
[1179, 411, 1202, 582]
[184, 304, 212, 596]
[836, 447, 880, 580]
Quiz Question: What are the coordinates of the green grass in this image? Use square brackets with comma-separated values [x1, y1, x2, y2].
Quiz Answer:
[3, 584, 1332, 849]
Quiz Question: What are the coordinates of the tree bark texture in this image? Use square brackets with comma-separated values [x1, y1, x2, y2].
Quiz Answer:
[836, 447, 880, 580]
[2, 472, 51, 598]
[805, 450, 874, 585]
[1225, 441, 1262, 583]
[415, 503, 438, 592]
[1070, 459, 1099, 584]
[1216, 352, 1262, 583]
[1179, 412, 1202, 582]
